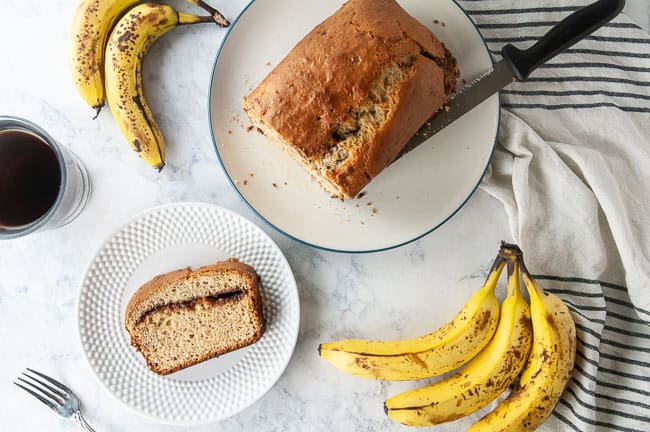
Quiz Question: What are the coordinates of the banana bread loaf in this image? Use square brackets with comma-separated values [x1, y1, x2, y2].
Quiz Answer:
[125, 259, 264, 375]
[243, 0, 458, 199]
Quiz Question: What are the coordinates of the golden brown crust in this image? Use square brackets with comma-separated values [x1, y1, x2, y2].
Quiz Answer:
[194, 258, 260, 279]
[124, 258, 265, 375]
[243, 0, 458, 198]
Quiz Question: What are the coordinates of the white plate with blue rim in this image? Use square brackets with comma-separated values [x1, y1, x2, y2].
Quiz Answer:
[209, 0, 499, 253]
[77, 203, 300, 424]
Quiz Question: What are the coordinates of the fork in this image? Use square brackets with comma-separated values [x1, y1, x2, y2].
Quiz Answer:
[14, 368, 96, 431]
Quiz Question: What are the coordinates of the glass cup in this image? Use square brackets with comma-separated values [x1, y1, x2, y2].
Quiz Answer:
[0, 116, 91, 239]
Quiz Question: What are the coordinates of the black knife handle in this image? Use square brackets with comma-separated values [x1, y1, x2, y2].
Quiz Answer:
[501, 0, 625, 80]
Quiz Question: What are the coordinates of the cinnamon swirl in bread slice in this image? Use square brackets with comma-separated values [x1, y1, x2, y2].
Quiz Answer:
[125, 259, 264, 375]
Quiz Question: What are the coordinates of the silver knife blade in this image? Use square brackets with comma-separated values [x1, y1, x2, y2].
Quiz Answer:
[399, 59, 517, 156]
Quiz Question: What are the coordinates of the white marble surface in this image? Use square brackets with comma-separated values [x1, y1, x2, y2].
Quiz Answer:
[0, 1, 648, 431]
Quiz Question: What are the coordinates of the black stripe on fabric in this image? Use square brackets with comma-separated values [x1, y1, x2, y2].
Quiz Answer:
[598, 364, 650, 382]
[561, 298, 607, 312]
[525, 76, 650, 88]
[486, 36, 550, 43]
[576, 348, 599, 368]
[575, 335, 647, 371]
[485, 35, 650, 44]
[557, 398, 645, 432]
[550, 409, 582, 432]
[574, 336, 641, 370]
[601, 283, 628, 292]
[478, 21, 640, 30]
[575, 332, 650, 367]
[591, 35, 650, 44]
[531, 275, 626, 291]
[502, 102, 650, 113]
[533, 275, 650, 322]
[526, 275, 650, 320]
[599, 350, 650, 368]
[541, 62, 650, 73]
[574, 363, 650, 397]
[465, 6, 579, 15]
[607, 310, 650, 325]
[608, 303, 650, 322]
[575, 323, 602, 340]
[606, 297, 650, 317]
[545, 288, 603, 298]
[564, 386, 650, 423]
[571, 376, 650, 411]
[604, 323, 650, 339]
[489, 48, 650, 59]
[565, 303, 606, 325]
[601, 337, 650, 353]
[576, 334, 601, 354]
[502, 89, 650, 102]
[561, 48, 650, 59]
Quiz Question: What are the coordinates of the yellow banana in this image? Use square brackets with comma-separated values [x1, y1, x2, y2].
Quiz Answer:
[70, 0, 139, 116]
[318, 256, 505, 381]
[385, 252, 532, 426]
[70, 0, 228, 118]
[468, 246, 577, 432]
[105, 3, 214, 171]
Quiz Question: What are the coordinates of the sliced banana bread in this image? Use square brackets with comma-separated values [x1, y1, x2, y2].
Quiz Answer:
[125, 259, 264, 375]
[243, 0, 458, 199]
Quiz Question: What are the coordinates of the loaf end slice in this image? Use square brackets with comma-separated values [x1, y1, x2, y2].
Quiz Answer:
[125, 259, 265, 375]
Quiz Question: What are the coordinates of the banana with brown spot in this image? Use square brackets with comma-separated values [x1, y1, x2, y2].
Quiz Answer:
[70, 0, 139, 116]
[468, 245, 576, 432]
[70, 0, 229, 117]
[105, 3, 215, 171]
[318, 255, 505, 381]
[384, 249, 532, 426]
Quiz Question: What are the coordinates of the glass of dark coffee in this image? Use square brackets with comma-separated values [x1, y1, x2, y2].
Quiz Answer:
[0, 116, 91, 239]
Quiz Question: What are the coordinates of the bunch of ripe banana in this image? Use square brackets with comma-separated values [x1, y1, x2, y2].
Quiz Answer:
[320, 243, 577, 431]
[70, 0, 229, 171]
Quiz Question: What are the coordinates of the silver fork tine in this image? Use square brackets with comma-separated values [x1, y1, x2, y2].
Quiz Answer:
[22, 372, 68, 400]
[14, 381, 60, 412]
[16, 377, 65, 405]
[26, 368, 74, 394]
[16, 369, 96, 431]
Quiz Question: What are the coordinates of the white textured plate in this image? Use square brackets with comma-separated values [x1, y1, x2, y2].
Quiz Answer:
[77, 203, 300, 425]
[209, 0, 499, 253]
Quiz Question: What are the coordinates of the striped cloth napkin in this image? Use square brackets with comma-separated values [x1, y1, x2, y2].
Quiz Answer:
[457, 1, 650, 431]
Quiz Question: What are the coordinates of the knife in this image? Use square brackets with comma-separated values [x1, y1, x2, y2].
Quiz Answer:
[400, 0, 626, 156]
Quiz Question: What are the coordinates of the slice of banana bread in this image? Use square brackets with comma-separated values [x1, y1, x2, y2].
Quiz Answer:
[243, 0, 458, 199]
[125, 259, 264, 375]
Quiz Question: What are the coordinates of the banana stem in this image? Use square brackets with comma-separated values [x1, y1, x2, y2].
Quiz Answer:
[92, 104, 103, 120]
[500, 241, 542, 298]
[177, 13, 219, 25]
[484, 254, 507, 293]
[490, 253, 507, 274]
[520, 263, 542, 299]
[499, 241, 522, 258]
[505, 254, 521, 298]
[184, 0, 230, 27]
